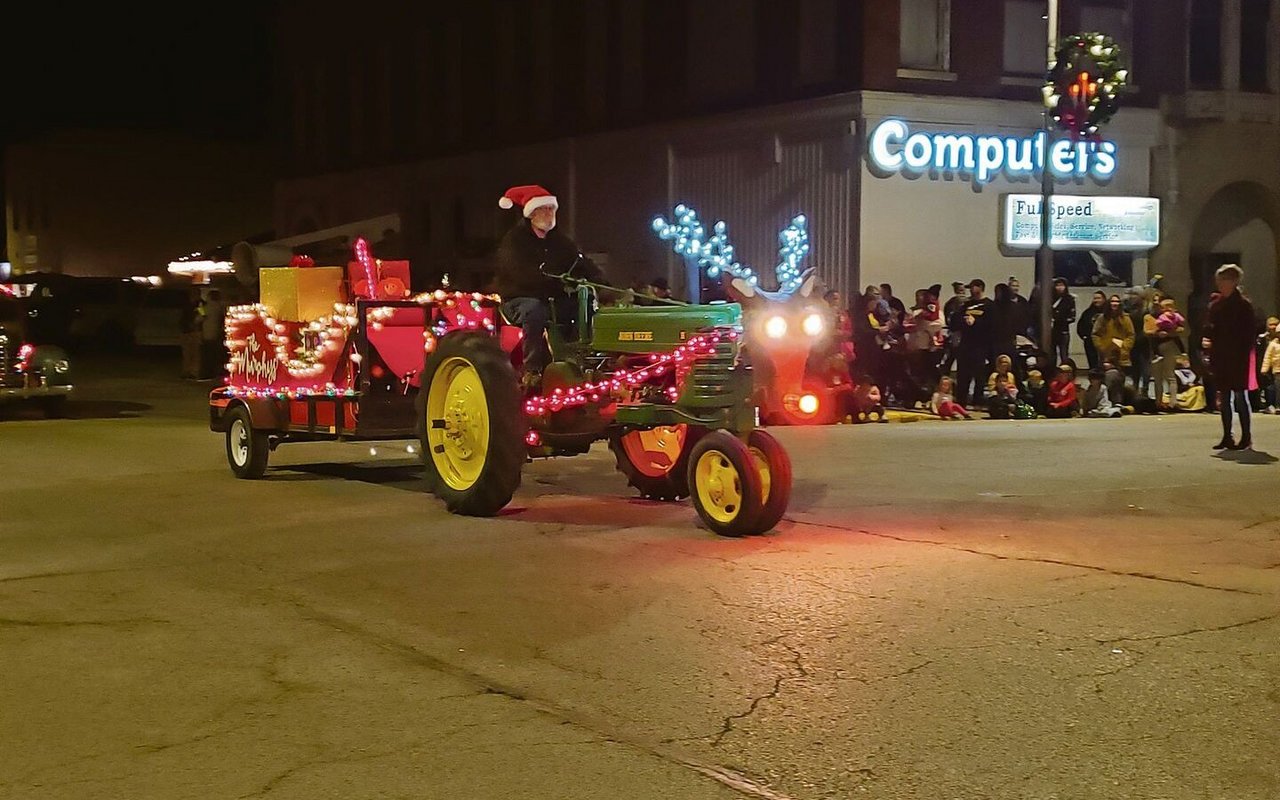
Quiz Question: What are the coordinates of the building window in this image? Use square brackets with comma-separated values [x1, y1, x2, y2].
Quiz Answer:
[1055, 251, 1134, 287]
[1003, 0, 1048, 77]
[900, 0, 951, 70]
[1188, 0, 1223, 88]
[1240, 0, 1272, 91]
[1080, 3, 1132, 62]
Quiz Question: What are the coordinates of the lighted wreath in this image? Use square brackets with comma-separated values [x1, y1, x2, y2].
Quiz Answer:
[1044, 32, 1128, 138]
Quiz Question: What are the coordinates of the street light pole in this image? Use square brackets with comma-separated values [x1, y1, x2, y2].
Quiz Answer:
[1037, 0, 1060, 356]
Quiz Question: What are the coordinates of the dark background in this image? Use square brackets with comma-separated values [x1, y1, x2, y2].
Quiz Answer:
[1, 2, 277, 254]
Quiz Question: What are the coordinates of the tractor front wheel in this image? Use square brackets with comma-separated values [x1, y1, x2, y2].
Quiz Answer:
[745, 429, 792, 534]
[609, 425, 698, 501]
[687, 431, 764, 537]
[420, 333, 524, 516]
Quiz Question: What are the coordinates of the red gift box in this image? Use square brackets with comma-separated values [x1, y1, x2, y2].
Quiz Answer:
[347, 259, 411, 299]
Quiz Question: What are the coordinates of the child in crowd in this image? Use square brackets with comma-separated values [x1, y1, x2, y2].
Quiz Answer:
[1082, 368, 1122, 417]
[1260, 317, 1280, 412]
[986, 354, 1023, 420]
[1174, 354, 1206, 412]
[1024, 369, 1048, 416]
[1155, 300, 1187, 340]
[931, 375, 972, 420]
[850, 383, 886, 423]
[1046, 364, 1079, 418]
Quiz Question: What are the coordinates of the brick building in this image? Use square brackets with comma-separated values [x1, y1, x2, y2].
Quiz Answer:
[271, 0, 1280, 314]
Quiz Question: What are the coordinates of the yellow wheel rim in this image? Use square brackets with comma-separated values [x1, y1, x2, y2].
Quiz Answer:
[694, 449, 745, 524]
[426, 357, 490, 491]
[749, 446, 772, 504]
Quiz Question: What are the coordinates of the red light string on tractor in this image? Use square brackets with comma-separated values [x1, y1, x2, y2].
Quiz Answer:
[522, 328, 738, 417]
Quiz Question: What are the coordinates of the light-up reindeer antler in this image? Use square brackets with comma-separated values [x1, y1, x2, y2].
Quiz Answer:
[652, 205, 812, 302]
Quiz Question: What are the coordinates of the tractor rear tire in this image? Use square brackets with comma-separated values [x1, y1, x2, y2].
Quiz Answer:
[419, 333, 524, 516]
[687, 430, 765, 537]
[609, 425, 699, 501]
[745, 429, 792, 534]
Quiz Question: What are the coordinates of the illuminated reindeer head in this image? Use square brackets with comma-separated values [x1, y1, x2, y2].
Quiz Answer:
[653, 205, 842, 426]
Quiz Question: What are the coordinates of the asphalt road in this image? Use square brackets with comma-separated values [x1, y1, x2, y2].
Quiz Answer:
[2, 361, 1278, 800]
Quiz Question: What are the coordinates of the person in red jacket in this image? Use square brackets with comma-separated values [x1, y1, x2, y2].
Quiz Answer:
[1046, 364, 1080, 418]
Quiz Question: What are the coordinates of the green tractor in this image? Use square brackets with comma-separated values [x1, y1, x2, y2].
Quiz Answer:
[417, 277, 792, 536]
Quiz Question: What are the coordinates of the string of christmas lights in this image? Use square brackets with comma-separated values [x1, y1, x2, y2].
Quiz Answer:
[773, 215, 810, 295]
[221, 291, 505, 399]
[225, 302, 356, 381]
[651, 205, 812, 295]
[522, 328, 737, 416]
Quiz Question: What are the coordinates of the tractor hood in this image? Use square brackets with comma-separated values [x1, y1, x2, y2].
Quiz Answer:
[591, 303, 742, 354]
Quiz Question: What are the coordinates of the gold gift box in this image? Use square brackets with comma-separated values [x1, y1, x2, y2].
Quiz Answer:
[259, 266, 345, 321]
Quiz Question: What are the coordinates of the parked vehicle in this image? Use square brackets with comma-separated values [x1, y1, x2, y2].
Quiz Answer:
[0, 290, 73, 416]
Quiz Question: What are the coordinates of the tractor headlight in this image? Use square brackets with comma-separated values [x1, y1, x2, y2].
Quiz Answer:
[764, 315, 788, 339]
[798, 394, 820, 415]
[802, 312, 824, 337]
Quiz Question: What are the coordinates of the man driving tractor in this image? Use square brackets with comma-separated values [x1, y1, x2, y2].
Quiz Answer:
[492, 184, 603, 384]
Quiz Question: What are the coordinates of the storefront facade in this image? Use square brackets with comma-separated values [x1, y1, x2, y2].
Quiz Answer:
[275, 90, 1173, 306]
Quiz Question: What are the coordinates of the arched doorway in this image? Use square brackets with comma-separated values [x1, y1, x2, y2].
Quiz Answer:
[1188, 182, 1280, 316]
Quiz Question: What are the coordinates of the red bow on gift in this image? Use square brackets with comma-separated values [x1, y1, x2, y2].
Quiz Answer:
[288, 254, 316, 269]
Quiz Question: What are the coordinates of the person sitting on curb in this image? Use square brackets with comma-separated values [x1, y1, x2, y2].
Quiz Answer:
[1082, 368, 1123, 417]
[1046, 364, 1080, 418]
[1024, 369, 1048, 416]
[1174, 354, 1207, 412]
[985, 354, 1023, 420]
[931, 375, 972, 420]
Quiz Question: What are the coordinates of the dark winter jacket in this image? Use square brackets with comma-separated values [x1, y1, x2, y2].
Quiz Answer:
[1206, 289, 1258, 391]
[492, 219, 602, 300]
[1009, 294, 1033, 338]
[1077, 301, 1104, 340]
[956, 296, 995, 355]
[1051, 291, 1077, 333]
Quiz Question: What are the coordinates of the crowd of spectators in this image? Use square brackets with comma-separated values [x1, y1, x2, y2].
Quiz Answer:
[826, 269, 1274, 424]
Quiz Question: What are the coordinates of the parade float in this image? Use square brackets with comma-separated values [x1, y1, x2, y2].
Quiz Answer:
[210, 238, 791, 536]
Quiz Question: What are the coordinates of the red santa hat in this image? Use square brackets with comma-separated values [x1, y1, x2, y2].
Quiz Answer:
[498, 184, 558, 217]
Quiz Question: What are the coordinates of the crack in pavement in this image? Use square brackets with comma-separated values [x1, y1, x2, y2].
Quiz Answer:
[838, 659, 935, 685]
[0, 566, 153, 584]
[1098, 612, 1280, 644]
[711, 639, 810, 748]
[236, 746, 406, 799]
[0, 616, 170, 629]
[787, 517, 1263, 596]
[288, 601, 802, 800]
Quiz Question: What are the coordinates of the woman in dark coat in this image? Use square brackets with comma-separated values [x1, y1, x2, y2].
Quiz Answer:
[991, 283, 1022, 368]
[1204, 264, 1258, 450]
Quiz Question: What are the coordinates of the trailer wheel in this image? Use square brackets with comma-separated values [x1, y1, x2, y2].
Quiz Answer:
[745, 429, 792, 534]
[609, 425, 698, 501]
[688, 430, 764, 537]
[420, 333, 523, 516]
[226, 405, 269, 479]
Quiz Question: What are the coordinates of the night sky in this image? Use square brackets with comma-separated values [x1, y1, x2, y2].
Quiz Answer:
[2, 4, 276, 249]
[4, 4, 275, 144]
